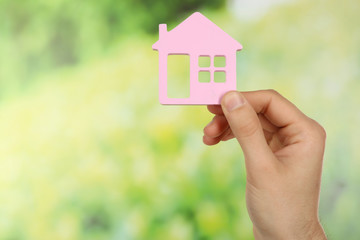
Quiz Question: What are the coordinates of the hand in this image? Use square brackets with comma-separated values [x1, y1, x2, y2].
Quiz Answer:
[203, 90, 327, 240]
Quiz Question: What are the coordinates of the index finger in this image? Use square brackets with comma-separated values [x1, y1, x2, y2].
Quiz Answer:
[207, 105, 224, 115]
[242, 90, 307, 127]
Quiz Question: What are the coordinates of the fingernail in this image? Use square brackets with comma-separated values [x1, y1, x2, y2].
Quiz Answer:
[224, 92, 245, 112]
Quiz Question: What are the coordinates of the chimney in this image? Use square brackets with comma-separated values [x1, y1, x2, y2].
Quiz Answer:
[159, 24, 167, 39]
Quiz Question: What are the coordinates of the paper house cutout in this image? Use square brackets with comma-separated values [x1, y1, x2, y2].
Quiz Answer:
[152, 12, 243, 105]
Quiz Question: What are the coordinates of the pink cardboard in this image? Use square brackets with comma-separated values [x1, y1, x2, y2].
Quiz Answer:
[153, 12, 243, 105]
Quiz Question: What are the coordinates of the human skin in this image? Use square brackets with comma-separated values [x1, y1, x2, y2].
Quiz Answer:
[203, 90, 327, 240]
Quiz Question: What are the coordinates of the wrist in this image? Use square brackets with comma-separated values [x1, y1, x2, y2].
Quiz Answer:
[253, 220, 327, 240]
[307, 221, 327, 240]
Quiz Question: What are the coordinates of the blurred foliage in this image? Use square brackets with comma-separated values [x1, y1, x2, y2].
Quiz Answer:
[0, 0, 224, 98]
[0, 0, 359, 239]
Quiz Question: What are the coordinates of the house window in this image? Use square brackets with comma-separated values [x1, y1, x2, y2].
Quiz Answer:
[198, 56, 210, 67]
[198, 55, 226, 83]
[214, 56, 226, 67]
[214, 71, 226, 82]
[198, 71, 211, 82]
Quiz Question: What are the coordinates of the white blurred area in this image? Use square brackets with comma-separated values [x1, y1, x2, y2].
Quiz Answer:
[228, 0, 296, 20]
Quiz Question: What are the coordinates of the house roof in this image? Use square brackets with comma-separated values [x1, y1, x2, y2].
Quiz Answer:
[152, 12, 243, 52]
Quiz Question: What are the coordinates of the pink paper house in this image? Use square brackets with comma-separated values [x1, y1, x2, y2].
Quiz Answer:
[153, 12, 243, 105]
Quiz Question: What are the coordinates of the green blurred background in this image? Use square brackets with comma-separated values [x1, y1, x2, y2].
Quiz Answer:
[0, 0, 359, 239]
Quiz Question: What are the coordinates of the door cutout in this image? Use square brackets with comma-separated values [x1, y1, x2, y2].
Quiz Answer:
[167, 54, 190, 98]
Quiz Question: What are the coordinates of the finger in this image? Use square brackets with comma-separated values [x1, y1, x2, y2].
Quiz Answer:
[221, 129, 235, 141]
[221, 91, 274, 165]
[207, 105, 224, 115]
[258, 113, 278, 133]
[204, 115, 229, 138]
[203, 135, 221, 145]
[203, 125, 232, 145]
[242, 90, 307, 128]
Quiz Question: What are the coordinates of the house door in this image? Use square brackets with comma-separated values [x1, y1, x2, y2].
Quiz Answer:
[167, 54, 190, 98]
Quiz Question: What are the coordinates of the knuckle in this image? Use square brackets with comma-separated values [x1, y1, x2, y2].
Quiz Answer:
[314, 121, 327, 141]
[266, 89, 281, 97]
[303, 118, 327, 142]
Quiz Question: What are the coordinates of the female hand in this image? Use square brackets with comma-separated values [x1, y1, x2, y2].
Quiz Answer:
[203, 90, 327, 240]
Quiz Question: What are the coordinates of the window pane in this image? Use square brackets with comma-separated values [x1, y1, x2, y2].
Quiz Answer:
[198, 56, 210, 67]
[214, 71, 226, 83]
[214, 56, 226, 67]
[198, 71, 210, 83]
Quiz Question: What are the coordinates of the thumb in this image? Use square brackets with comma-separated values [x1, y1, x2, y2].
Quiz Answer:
[221, 91, 273, 163]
